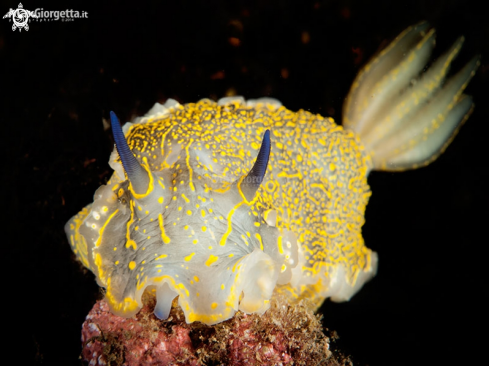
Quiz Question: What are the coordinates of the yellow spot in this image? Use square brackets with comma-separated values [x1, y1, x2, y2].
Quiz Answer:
[193, 239, 198, 244]
[158, 197, 164, 204]
[113, 247, 117, 251]
[206, 255, 219, 266]
[221, 284, 225, 290]
[156, 254, 168, 260]
[278, 236, 284, 254]
[185, 253, 195, 262]
[208, 246, 213, 250]
[126, 239, 137, 250]
[201, 210, 206, 217]
[254, 222, 260, 227]
[194, 276, 200, 282]
[182, 193, 190, 203]
[228, 253, 234, 258]
[115, 261, 119, 265]
[129, 261, 136, 270]
[184, 225, 189, 230]
[211, 302, 218, 309]
[187, 210, 192, 215]
[255, 233, 264, 251]
[202, 226, 207, 232]
[158, 214, 171, 244]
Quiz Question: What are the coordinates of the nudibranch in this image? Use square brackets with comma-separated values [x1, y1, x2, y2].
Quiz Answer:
[66, 23, 478, 325]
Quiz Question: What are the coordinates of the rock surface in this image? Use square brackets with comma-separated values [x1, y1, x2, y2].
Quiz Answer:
[81, 293, 351, 365]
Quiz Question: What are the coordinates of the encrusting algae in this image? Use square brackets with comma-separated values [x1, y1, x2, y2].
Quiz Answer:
[82, 292, 350, 365]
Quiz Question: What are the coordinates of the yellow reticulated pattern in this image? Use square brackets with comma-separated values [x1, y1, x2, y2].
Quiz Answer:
[65, 97, 376, 325]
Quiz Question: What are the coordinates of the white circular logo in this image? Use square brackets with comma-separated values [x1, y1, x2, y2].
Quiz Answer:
[13, 8, 29, 28]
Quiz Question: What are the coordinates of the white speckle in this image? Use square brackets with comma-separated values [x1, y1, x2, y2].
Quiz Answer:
[93, 212, 100, 220]
[88, 323, 101, 335]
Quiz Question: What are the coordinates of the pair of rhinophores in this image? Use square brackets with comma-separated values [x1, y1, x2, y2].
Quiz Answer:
[66, 22, 479, 325]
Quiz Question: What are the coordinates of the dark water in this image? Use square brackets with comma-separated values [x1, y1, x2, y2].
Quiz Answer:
[2, 1, 488, 365]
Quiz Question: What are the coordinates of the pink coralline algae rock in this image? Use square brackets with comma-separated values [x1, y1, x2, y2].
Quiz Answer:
[81, 300, 199, 366]
[81, 294, 346, 366]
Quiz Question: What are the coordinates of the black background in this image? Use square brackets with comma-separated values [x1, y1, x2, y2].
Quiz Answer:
[2, 0, 488, 365]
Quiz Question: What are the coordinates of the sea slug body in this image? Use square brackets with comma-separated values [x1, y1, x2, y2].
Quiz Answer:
[66, 22, 478, 325]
